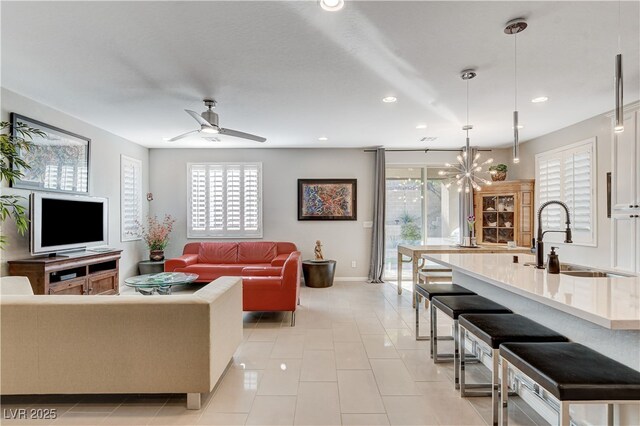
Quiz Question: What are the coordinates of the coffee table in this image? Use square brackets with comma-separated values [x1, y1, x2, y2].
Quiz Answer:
[124, 272, 198, 295]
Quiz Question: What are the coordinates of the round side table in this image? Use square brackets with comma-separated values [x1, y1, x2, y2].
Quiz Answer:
[302, 260, 336, 288]
[138, 260, 165, 275]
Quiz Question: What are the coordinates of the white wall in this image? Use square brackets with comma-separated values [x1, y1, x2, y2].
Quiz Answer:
[149, 148, 374, 278]
[0, 88, 150, 283]
[505, 109, 614, 268]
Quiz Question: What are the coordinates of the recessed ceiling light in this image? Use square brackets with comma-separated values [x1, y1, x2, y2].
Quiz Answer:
[162, 137, 171, 141]
[382, 96, 397, 103]
[416, 124, 427, 129]
[318, 137, 328, 141]
[319, 0, 344, 12]
[531, 96, 549, 103]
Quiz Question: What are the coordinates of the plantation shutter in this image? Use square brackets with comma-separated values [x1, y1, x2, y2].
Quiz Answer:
[121, 155, 143, 241]
[537, 157, 562, 230]
[535, 138, 595, 245]
[188, 163, 262, 238]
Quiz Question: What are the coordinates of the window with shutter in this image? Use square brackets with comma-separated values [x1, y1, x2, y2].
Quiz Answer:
[188, 162, 263, 238]
[535, 138, 596, 246]
[121, 155, 143, 242]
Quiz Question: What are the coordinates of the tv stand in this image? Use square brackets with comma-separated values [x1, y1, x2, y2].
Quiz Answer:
[8, 250, 122, 295]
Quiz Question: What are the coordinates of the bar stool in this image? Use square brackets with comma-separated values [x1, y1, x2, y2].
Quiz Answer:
[458, 314, 568, 425]
[414, 283, 475, 342]
[430, 295, 512, 390]
[500, 342, 640, 426]
[413, 266, 453, 308]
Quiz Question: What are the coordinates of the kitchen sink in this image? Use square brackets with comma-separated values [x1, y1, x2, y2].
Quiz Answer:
[524, 262, 634, 278]
[559, 264, 591, 272]
[560, 271, 627, 278]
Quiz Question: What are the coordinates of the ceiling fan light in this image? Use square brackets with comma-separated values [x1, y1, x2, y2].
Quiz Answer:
[201, 125, 219, 134]
[319, 0, 344, 11]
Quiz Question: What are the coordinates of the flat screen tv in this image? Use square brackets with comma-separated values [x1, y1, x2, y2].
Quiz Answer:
[30, 193, 108, 255]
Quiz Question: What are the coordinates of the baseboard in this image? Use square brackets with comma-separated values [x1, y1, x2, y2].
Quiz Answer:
[333, 276, 369, 282]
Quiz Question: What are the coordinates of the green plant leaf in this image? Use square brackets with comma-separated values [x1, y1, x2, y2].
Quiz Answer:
[0, 122, 42, 249]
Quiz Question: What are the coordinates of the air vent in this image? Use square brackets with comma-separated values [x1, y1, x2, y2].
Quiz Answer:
[203, 137, 221, 142]
[420, 137, 438, 142]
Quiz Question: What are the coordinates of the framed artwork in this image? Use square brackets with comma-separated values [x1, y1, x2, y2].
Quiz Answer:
[298, 179, 357, 220]
[10, 113, 90, 194]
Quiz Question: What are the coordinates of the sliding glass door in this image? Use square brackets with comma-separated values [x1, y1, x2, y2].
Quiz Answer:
[425, 168, 459, 245]
[384, 166, 459, 280]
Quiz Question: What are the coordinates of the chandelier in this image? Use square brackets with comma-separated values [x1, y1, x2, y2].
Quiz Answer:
[438, 69, 494, 193]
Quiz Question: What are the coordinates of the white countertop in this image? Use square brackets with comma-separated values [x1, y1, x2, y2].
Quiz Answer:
[423, 253, 640, 330]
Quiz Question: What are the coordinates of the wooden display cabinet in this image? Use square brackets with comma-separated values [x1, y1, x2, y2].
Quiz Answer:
[473, 180, 534, 247]
[7, 250, 122, 295]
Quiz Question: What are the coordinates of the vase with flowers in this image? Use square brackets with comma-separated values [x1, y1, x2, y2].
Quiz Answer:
[140, 214, 176, 261]
[466, 215, 477, 246]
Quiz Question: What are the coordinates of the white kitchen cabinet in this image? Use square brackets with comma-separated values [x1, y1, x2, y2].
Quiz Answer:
[611, 107, 640, 273]
[611, 213, 638, 273]
[612, 110, 639, 210]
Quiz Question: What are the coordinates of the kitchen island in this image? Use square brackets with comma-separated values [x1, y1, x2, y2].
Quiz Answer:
[424, 253, 640, 369]
[396, 244, 531, 295]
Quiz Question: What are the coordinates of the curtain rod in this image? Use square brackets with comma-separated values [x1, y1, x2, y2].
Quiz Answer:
[363, 148, 493, 153]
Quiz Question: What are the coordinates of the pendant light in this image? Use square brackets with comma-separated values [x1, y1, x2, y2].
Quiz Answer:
[505, 18, 527, 164]
[438, 70, 494, 193]
[614, 0, 624, 133]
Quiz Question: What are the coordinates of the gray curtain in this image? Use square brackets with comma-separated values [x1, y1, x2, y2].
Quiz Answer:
[368, 147, 385, 283]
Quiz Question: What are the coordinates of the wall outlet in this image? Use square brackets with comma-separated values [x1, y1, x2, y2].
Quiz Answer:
[351, 260, 357, 268]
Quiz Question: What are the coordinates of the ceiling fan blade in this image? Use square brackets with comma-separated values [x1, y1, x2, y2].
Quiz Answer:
[185, 109, 213, 127]
[167, 129, 199, 142]
[219, 128, 266, 142]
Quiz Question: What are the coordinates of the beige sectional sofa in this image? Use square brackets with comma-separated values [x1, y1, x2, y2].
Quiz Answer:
[0, 276, 242, 409]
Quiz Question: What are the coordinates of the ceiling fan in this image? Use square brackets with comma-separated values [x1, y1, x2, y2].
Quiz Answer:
[168, 99, 266, 143]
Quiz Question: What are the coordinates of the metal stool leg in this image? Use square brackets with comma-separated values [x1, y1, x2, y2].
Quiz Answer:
[453, 319, 459, 389]
[415, 291, 429, 341]
[560, 401, 571, 426]
[431, 304, 439, 360]
[500, 356, 509, 426]
[453, 320, 460, 389]
[492, 348, 499, 426]
[459, 325, 493, 396]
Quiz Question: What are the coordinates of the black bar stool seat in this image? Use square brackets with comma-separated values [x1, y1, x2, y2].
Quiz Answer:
[459, 314, 568, 348]
[499, 342, 640, 426]
[415, 283, 475, 300]
[431, 295, 512, 319]
[430, 295, 512, 391]
[414, 283, 475, 341]
[457, 314, 568, 425]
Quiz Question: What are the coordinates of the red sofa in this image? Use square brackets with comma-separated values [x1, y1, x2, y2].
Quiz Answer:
[242, 251, 302, 326]
[165, 241, 298, 283]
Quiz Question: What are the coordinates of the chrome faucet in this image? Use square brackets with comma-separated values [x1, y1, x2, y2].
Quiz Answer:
[535, 200, 572, 269]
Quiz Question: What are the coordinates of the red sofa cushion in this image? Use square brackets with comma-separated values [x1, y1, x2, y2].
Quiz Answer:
[179, 263, 271, 282]
[198, 243, 238, 264]
[242, 251, 301, 312]
[238, 242, 277, 263]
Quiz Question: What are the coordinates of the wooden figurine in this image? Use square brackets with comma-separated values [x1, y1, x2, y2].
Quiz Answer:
[314, 240, 324, 260]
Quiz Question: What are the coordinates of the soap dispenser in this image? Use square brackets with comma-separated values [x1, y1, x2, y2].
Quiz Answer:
[547, 247, 560, 274]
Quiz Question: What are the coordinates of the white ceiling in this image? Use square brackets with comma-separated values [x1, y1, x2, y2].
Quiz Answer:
[2, 1, 639, 149]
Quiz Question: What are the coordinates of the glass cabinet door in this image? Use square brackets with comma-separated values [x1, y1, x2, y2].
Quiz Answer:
[480, 194, 515, 244]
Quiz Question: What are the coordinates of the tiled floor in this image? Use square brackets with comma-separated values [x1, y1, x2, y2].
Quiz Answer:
[1, 281, 546, 425]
